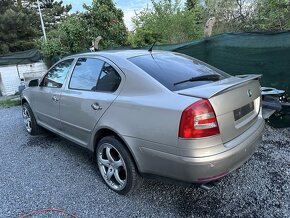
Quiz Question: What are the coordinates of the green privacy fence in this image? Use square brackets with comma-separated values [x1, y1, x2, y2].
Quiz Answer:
[150, 31, 290, 94]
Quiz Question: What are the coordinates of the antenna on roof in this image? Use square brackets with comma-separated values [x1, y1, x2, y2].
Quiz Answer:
[148, 41, 156, 53]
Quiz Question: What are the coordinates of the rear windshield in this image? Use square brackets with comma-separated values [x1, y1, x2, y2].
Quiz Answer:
[129, 53, 230, 91]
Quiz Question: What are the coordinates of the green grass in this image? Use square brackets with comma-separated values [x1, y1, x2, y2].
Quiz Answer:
[0, 99, 21, 108]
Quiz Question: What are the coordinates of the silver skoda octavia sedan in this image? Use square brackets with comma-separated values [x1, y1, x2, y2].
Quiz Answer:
[22, 50, 265, 194]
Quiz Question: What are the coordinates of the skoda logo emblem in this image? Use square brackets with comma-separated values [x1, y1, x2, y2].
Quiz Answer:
[247, 89, 253, 97]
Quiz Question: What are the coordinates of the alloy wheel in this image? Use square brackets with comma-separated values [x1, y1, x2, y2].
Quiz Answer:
[97, 143, 127, 191]
[22, 107, 32, 133]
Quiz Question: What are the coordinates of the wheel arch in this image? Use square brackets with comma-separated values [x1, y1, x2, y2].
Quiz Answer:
[21, 97, 28, 105]
[93, 128, 141, 174]
[21, 97, 33, 109]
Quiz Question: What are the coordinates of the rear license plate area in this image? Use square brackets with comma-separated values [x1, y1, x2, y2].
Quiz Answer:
[234, 102, 254, 121]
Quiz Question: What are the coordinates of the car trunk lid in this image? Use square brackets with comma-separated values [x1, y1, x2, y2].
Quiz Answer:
[177, 75, 262, 143]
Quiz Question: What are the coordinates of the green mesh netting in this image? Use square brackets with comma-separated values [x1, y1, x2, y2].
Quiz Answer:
[0, 49, 42, 66]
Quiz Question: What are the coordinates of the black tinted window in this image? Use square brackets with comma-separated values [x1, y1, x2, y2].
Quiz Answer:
[96, 63, 121, 92]
[69, 58, 104, 91]
[129, 53, 229, 91]
[42, 59, 73, 88]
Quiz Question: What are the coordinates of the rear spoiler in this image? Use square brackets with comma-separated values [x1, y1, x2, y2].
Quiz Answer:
[177, 74, 262, 99]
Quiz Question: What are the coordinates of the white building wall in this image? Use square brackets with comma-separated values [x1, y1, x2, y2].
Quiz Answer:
[0, 61, 47, 96]
[0, 65, 19, 96]
[18, 62, 47, 81]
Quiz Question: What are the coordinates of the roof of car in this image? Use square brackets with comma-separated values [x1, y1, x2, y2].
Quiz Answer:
[67, 50, 169, 60]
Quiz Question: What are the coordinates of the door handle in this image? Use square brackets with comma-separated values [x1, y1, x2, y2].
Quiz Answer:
[91, 103, 102, 111]
[52, 96, 59, 102]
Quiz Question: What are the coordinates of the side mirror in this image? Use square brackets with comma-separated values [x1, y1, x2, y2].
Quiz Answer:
[28, 79, 39, 87]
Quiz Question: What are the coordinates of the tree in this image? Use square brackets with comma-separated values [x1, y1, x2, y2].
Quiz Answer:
[129, 0, 203, 47]
[29, 0, 72, 31]
[39, 0, 129, 66]
[199, 0, 257, 33]
[82, 0, 128, 48]
[186, 0, 199, 10]
[0, 0, 13, 13]
[252, 0, 290, 31]
[198, 0, 290, 33]
[38, 15, 90, 66]
[0, 0, 39, 54]
[0, 0, 72, 55]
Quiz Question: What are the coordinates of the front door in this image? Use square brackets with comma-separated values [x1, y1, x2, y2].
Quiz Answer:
[33, 59, 74, 131]
[59, 57, 122, 147]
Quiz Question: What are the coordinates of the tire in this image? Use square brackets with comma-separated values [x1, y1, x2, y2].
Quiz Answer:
[96, 136, 139, 195]
[22, 102, 41, 135]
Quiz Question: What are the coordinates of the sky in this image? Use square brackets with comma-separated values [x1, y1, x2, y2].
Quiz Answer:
[61, 0, 152, 30]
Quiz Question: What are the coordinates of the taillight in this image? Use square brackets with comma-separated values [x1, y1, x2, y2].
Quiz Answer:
[179, 99, 220, 138]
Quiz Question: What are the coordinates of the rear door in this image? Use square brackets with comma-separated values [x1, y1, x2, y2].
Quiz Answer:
[33, 59, 74, 131]
[59, 57, 122, 147]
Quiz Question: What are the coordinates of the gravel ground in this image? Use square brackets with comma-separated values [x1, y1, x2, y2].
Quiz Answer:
[0, 106, 290, 218]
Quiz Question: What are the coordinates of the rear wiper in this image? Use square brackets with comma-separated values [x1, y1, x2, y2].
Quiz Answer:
[174, 74, 221, 86]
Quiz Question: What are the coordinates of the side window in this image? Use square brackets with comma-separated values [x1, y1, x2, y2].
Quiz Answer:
[42, 59, 73, 88]
[96, 63, 121, 92]
[69, 58, 104, 91]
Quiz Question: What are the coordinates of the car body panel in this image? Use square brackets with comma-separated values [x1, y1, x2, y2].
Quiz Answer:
[178, 79, 261, 143]
[123, 112, 264, 181]
[176, 74, 261, 99]
[59, 91, 118, 147]
[96, 92, 192, 147]
[34, 87, 62, 131]
[59, 56, 126, 148]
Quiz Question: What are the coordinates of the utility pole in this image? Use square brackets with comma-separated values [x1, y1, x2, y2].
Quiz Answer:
[37, 0, 47, 41]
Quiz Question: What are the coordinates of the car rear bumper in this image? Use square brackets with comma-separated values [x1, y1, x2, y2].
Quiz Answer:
[179, 117, 265, 183]
[126, 116, 265, 183]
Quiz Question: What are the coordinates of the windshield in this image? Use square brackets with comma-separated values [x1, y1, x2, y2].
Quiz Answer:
[129, 53, 230, 91]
